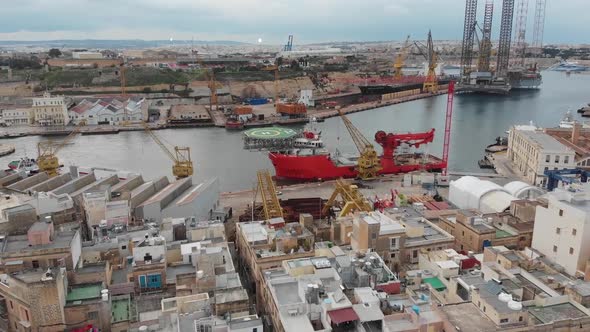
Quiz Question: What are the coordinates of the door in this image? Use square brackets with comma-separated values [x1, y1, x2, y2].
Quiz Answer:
[139, 275, 147, 288]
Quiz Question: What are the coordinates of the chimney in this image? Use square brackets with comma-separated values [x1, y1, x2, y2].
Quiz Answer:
[572, 122, 582, 145]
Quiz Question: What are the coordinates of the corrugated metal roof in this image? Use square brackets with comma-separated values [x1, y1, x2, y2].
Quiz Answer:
[328, 307, 359, 324]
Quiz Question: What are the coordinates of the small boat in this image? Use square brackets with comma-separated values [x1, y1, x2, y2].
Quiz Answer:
[550, 61, 588, 72]
[225, 115, 244, 130]
[577, 104, 590, 114]
[478, 155, 495, 169]
[559, 111, 576, 128]
[7, 157, 39, 175]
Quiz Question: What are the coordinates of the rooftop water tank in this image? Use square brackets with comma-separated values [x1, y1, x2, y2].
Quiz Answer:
[507, 300, 523, 311]
[498, 292, 512, 303]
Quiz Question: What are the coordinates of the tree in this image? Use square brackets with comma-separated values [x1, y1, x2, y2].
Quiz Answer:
[48, 48, 62, 58]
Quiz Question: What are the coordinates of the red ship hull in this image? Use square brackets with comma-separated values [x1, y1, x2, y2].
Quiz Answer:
[270, 152, 446, 181]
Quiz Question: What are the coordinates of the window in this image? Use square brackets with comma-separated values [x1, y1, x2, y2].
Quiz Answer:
[32, 260, 39, 268]
[462, 231, 465, 236]
[500, 318, 509, 323]
[478, 301, 481, 307]
[253, 329, 258, 332]
[9, 300, 13, 310]
[544, 167, 549, 172]
[565, 156, 569, 164]
[371, 233, 377, 240]
[559, 210, 563, 217]
[88, 311, 98, 320]
[553, 245, 558, 252]
[555, 155, 560, 164]
[390, 237, 398, 249]
[546, 155, 550, 162]
[570, 248, 574, 255]
[556, 227, 561, 234]
[121, 245, 127, 250]
[573, 229, 577, 236]
[412, 250, 418, 258]
[519, 316, 523, 322]
[483, 306, 486, 312]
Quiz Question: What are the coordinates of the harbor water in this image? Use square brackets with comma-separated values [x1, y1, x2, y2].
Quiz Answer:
[1, 71, 589, 192]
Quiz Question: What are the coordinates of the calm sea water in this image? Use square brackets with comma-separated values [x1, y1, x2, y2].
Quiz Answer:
[1, 71, 589, 191]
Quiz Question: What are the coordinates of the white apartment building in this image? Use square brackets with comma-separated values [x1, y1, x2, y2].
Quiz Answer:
[0, 108, 32, 126]
[531, 184, 590, 277]
[71, 51, 103, 59]
[507, 126, 576, 186]
[32, 92, 69, 126]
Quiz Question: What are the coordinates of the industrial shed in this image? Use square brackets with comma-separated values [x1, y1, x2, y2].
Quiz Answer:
[449, 176, 517, 214]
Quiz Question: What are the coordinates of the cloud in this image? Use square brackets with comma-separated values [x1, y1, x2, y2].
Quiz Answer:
[0, 0, 586, 44]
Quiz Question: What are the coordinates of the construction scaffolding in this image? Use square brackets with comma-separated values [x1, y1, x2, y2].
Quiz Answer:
[496, 0, 515, 77]
[460, 0, 478, 79]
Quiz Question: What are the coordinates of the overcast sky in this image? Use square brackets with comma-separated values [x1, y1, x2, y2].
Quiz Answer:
[0, 0, 586, 44]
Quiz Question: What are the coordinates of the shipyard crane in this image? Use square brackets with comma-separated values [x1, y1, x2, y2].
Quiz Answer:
[142, 123, 193, 179]
[254, 170, 284, 220]
[322, 178, 373, 218]
[197, 56, 220, 111]
[393, 35, 411, 79]
[414, 31, 438, 93]
[263, 64, 280, 113]
[37, 121, 86, 177]
[338, 110, 381, 180]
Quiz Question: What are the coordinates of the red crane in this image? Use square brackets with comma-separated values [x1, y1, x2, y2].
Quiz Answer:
[442, 81, 455, 176]
[374, 129, 436, 160]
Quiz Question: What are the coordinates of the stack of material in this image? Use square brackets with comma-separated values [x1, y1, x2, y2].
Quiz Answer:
[407, 194, 435, 204]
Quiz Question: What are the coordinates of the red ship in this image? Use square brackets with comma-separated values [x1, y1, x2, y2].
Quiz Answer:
[269, 129, 446, 181]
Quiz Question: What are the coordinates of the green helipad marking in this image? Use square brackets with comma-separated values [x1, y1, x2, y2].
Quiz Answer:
[244, 127, 297, 140]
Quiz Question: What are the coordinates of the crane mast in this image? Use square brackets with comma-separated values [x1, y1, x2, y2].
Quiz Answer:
[338, 110, 381, 180]
[394, 35, 411, 79]
[422, 30, 438, 93]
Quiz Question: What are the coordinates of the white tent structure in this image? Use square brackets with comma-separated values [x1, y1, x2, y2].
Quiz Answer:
[449, 176, 517, 214]
[503, 181, 545, 200]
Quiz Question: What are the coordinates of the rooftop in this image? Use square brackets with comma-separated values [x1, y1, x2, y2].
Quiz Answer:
[2, 231, 77, 254]
[112, 297, 131, 323]
[66, 283, 102, 303]
[528, 302, 588, 324]
[441, 302, 498, 332]
[517, 129, 573, 153]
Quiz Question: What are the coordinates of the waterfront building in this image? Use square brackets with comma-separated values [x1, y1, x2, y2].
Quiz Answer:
[32, 92, 70, 126]
[508, 126, 576, 186]
[68, 97, 147, 125]
[0, 108, 32, 126]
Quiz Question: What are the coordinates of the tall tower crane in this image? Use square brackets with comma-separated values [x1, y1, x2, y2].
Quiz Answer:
[37, 121, 86, 177]
[394, 35, 411, 79]
[142, 123, 193, 179]
[338, 110, 381, 180]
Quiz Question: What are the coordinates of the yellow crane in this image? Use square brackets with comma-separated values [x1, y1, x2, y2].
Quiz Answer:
[263, 64, 280, 113]
[322, 178, 373, 218]
[37, 121, 86, 177]
[254, 169, 283, 220]
[142, 123, 193, 179]
[422, 30, 438, 93]
[394, 35, 411, 79]
[338, 110, 381, 180]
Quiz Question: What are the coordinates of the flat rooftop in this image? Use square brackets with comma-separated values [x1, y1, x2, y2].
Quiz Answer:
[2, 231, 76, 254]
[112, 297, 131, 323]
[440, 302, 498, 332]
[528, 302, 588, 323]
[66, 283, 102, 303]
[518, 130, 572, 152]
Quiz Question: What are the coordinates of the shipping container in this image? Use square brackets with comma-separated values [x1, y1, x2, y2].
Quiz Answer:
[245, 98, 268, 105]
[277, 103, 307, 115]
